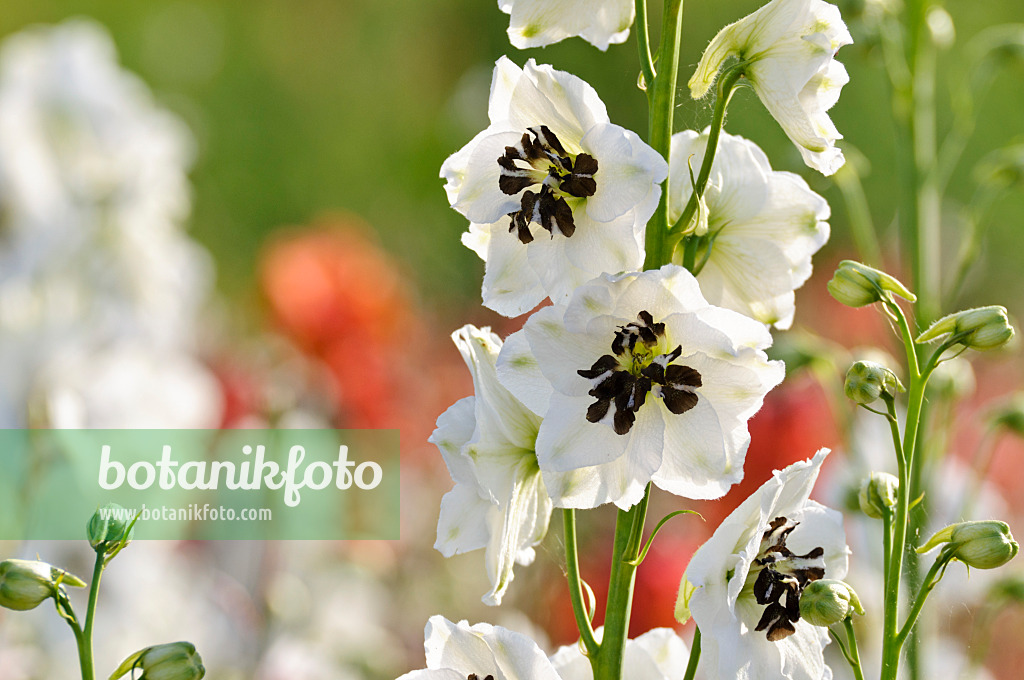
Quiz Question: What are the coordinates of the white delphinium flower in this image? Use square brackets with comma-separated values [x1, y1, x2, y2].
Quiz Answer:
[398, 616, 562, 680]
[498, 0, 635, 51]
[550, 628, 689, 680]
[668, 130, 830, 329]
[443, 57, 667, 317]
[677, 449, 849, 680]
[497, 265, 784, 510]
[689, 0, 853, 176]
[430, 326, 551, 606]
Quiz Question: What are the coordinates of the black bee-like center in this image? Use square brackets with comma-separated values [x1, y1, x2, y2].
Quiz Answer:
[750, 516, 827, 642]
[497, 125, 598, 244]
[576, 310, 702, 435]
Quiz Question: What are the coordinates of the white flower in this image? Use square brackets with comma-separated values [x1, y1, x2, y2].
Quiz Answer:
[497, 265, 784, 510]
[677, 449, 849, 680]
[442, 57, 667, 317]
[550, 628, 689, 680]
[498, 0, 635, 51]
[429, 326, 551, 606]
[668, 130, 830, 329]
[398, 616, 562, 680]
[689, 0, 852, 176]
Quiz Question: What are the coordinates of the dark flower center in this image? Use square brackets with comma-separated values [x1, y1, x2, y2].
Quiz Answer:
[497, 125, 598, 244]
[750, 516, 826, 642]
[576, 310, 702, 435]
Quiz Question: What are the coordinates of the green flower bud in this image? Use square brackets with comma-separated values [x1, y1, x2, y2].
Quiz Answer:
[916, 306, 1015, 351]
[844, 361, 904, 405]
[87, 503, 134, 555]
[827, 261, 916, 308]
[0, 559, 84, 611]
[110, 642, 205, 680]
[918, 520, 1019, 569]
[799, 579, 865, 627]
[858, 472, 899, 519]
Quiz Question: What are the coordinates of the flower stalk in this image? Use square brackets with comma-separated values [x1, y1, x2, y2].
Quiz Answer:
[563, 510, 599, 659]
[643, 0, 685, 270]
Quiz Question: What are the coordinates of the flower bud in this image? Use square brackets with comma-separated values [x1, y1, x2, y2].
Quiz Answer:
[87, 503, 134, 555]
[918, 520, 1019, 569]
[827, 260, 916, 308]
[916, 306, 1014, 351]
[0, 559, 85, 611]
[799, 579, 864, 627]
[845, 361, 904, 405]
[858, 472, 899, 519]
[110, 642, 206, 680]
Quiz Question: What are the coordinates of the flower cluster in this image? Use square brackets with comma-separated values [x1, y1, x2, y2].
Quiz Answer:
[424, 0, 863, 678]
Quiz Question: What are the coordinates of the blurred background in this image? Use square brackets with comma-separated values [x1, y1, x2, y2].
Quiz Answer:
[0, 0, 1022, 678]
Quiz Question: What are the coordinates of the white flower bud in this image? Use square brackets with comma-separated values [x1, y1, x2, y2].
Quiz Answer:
[828, 260, 916, 308]
[799, 579, 864, 627]
[858, 472, 899, 519]
[844, 360, 903, 405]
[918, 520, 1019, 570]
[916, 306, 1015, 351]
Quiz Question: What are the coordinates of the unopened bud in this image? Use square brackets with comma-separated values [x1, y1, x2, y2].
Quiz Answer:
[918, 520, 1019, 569]
[845, 361, 903, 405]
[110, 642, 206, 680]
[916, 306, 1014, 351]
[0, 559, 84, 611]
[858, 472, 899, 519]
[828, 261, 916, 308]
[799, 579, 864, 627]
[87, 503, 134, 555]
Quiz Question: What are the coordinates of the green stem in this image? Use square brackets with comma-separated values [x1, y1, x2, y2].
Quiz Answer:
[896, 551, 949, 646]
[843, 618, 867, 680]
[594, 485, 651, 680]
[635, 0, 656, 104]
[79, 552, 105, 680]
[669, 67, 742, 255]
[682, 627, 701, 680]
[564, 509, 600, 658]
[642, 0, 685, 270]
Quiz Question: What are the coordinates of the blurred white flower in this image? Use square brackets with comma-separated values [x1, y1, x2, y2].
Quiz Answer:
[398, 616, 562, 680]
[443, 57, 666, 317]
[430, 326, 550, 606]
[498, 0, 635, 51]
[678, 449, 848, 680]
[497, 265, 784, 510]
[668, 130, 830, 329]
[550, 627, 689, 680]
[0, 19, 218, 428]
[689, 0, 852, 176]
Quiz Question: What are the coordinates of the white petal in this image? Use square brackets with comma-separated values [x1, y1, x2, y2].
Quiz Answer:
[496, 328, 552, 416]
[500, 0, 635, 51]
[653, 397, 737, 500]
[504, 59, 608, 143]
[454, 325, 540, 451]
[580, 123, 667, 224]
[429, 397, 478, 487]
[454, 129, 529, 224]
[629, 628, 690, 679]
[523, 305, 611, 397]
[424, 616, 562, 680]
[464, 220, 547, 318]
[435, 483, 492, 557]
[488, 56, 524, 123]
[482, 462, 551, 605]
